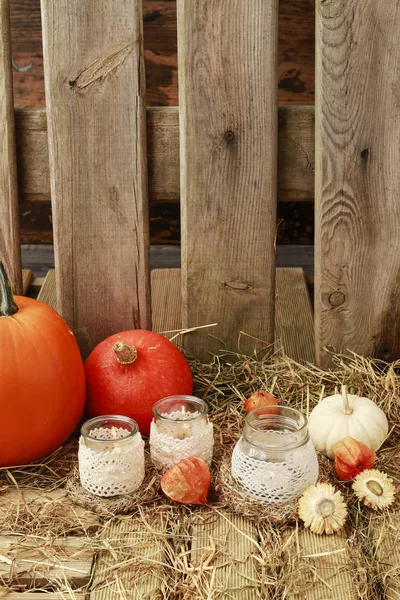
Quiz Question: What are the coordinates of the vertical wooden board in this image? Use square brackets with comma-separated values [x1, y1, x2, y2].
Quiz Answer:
[315, 0, 400, 367]
[90, 515, 167, 600]
[282, 528, 358, 599]
[40, 0, 151, 358]
[275, 268, 314, 363]
[189, 510, 261, 599]
[177, 0, 278, 360]
[0, 0, 22, 294]
[151, 268, 182, 335]
[22, 269, 32, 294]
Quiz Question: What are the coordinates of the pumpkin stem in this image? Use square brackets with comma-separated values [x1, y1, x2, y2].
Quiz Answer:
[341, 385, 353, 415]
[0, 261, 19, 317]
[113, 341, 138, 365]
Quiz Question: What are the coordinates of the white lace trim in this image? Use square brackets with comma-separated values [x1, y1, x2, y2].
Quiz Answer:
[231, 438, 319, 504]
[149, 420, 214, 471]
[78, 429, 145, 497]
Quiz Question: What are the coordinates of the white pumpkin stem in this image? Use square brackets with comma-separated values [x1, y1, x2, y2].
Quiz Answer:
[341, 385, 353, 415]
[113, 341, 138, 365]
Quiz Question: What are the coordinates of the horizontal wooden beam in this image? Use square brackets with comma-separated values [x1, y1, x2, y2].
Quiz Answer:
[15, 106, 314, 206]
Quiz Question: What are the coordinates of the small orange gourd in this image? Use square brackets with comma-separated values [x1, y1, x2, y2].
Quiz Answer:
[161, 457, 211, 504]
[332, 437, 375, 481]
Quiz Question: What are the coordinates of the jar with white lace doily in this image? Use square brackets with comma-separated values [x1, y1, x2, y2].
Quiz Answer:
[231, 406, 318, 504]
[78, 415, 145, 497]
[150, 396, 213, 471]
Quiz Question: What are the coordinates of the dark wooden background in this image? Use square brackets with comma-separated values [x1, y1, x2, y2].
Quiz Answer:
[11, 0, 315, 244]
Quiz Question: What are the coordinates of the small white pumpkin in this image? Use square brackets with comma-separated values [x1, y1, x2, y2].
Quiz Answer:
[308, 386, 388, 459]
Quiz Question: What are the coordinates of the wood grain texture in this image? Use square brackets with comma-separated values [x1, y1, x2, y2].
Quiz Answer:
[0, 0, 22, 294]
[370, 514, 400, 599]
[21, 267, 31, 292]
[0, 536, 94, 588]
[275, 268, 314, 362]
[315, 0, 400, 367]
[10, 1, 315, 109]
[188, 509, 260, 598]
[39, 267, 315, 363]
[14, 106, 315, 209]
[90, 515, 166, 600]
[283, 528, 358, 599]
[0, 488, 100, 533]
[178, 0, 278, 359]
[41, 0, 151, 357]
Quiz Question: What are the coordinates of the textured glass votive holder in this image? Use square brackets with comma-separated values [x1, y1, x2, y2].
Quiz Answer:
[78, 415, 145, 497]
[150, 395, 214, 471]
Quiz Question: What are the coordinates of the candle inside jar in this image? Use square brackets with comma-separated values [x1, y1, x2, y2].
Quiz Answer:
[156, 410, 207, 439]
[83, 426, 130, 452]
[150, 396, 214, 470]
[79, 416, 145, 497]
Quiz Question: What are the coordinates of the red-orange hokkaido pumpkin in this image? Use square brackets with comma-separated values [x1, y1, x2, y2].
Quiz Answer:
[0, 263, 85, 466]
[84, 330, 193, 435]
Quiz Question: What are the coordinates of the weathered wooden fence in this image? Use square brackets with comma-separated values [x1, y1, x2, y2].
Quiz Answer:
[2, 0, 400, 366]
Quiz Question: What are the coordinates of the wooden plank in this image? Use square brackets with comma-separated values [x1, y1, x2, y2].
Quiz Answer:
[0, 536, 94, 588]
[283, 528, 358, 599]
[15, 106, 315, 207]
[0, 0, 22, 294]
[39, 268, 314, 363]
[10, 1, 316, 109]
[90, 515, 166, 600]
[151, 268, 182, 338]
[278, 107, 314, 202]
[21, 268, 32, 294]
[178, 0, 279, 359]
[275, 268, 314, 363]
[0, 488, 101, 534]
[370, 514, 400, 599]
[15, 106, 314, 209]
[22, 243, 316, 278]
[188, 510, 260, 598]
[314, 0, 400, 367]
[37, 268, 56, 308]
[41, 0, 151, 358]
[0, 594, 85, 600]
[15, 109, 50, 204]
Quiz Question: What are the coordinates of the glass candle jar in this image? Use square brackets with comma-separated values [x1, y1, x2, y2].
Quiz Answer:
[78, 415, 145, 497]
[231, 406, 318, 504]
[149, 396, 214, 470]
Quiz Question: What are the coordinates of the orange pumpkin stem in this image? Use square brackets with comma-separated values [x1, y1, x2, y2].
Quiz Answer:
[113, 341, 138, 365]
[341, 385, 353, 415]
[0, 262, 19, 317]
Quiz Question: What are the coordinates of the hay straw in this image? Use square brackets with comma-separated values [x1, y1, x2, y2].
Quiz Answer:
[0, 348, 398, 598]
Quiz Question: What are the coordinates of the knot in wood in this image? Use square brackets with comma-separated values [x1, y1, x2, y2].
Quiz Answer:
[361, 149, 369, 160]
[224, 130, 235, 142]
[224, 280, 252, 291]
[329, 291, 345, 307]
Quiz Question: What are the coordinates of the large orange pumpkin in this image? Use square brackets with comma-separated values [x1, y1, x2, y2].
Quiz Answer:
[0, 262, 85, 466]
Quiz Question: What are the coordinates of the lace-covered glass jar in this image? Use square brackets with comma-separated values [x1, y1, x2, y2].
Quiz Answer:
[150, 396, 214, 470]
[78, 415, 145, 497]
[231, 406, 318, 504]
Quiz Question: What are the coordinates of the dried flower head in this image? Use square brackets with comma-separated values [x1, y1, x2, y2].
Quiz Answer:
[352, 469, 395, 510]
[298, 482, 347, 535]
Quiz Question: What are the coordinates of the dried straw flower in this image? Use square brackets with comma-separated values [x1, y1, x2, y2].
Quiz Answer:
[298, 483, 347, 535]
[352, 469, 395, 510]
